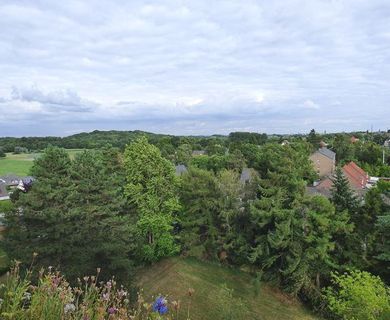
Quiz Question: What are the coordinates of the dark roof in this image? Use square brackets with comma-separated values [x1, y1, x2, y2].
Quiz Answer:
[317, 147, 336, 161]
[240, 168, 253, 183]
[0, 174, 21, 186]
[175, 164, 188, 176]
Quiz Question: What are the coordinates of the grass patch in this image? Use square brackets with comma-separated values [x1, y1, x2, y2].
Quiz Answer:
[137, 257, 320, 320]
[0, 149, 86, 176]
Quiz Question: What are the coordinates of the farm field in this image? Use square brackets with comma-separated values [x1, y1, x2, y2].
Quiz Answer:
[0, 149, 86, 176]
[137, 257, 320, 320]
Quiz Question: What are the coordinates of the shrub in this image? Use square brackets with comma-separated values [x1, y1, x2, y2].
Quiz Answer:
[323, 270, 390, 320]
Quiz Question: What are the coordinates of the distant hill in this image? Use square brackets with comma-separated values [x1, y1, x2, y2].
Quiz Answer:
[0, 130, 173, 152]
[136, 257, 320, 320]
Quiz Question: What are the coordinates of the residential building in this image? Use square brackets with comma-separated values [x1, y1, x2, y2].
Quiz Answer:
[309, 147, 336, 178]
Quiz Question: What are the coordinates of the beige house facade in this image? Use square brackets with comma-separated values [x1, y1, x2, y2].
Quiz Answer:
[310, 147, 336, 178]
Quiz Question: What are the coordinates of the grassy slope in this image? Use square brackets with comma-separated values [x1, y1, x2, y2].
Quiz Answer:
[137, 257, 319, 320]
[0, 149, 85, 176]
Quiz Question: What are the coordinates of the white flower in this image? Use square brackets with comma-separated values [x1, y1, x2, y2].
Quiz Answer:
[64, 303, 76, 313]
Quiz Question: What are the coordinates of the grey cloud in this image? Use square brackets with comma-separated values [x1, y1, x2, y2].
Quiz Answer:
[0, 0, 389, 136]
[10, 86, 96, 112]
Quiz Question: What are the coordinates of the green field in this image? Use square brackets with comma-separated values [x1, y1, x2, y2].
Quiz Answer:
[137, 257, 319, 320]
[0, 149, 86, 176]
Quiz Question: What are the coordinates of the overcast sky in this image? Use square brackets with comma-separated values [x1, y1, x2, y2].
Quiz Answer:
[0, 0, 389, 137]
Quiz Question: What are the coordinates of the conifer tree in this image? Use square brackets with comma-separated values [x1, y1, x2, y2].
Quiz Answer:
[331, 166, 358, 213]
[4, 147, 134, 282]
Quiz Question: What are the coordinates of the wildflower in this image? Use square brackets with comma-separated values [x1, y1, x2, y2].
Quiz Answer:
[172, 300, 180, 311]
[108, 307, 118, 315]
[23, 292, 31, 301]
[118, 289, 127, 298]
[102, 293, 110, 301]
[152, 296, 168, 315]
[64, 303, 76, 314]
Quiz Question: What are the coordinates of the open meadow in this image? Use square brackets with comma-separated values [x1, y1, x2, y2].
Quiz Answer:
[0, 149, 86, 176]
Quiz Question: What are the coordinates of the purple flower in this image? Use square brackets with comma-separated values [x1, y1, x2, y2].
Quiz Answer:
[108, 307, 118, 315]
[152, 296, 168, 315]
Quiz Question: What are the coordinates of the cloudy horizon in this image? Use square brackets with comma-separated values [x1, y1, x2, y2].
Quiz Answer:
[0, 0, 389, 137]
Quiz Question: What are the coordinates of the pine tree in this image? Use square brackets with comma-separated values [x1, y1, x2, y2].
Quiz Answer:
[331, 166, 358, 213]
[179, 167, 221, 259]
[4, 147, 134, 282]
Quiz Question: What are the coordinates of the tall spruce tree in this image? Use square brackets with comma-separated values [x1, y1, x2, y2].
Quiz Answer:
[4, 147, 134, 282]
[331, 166, 358, 213]
[179, 167, 221, 259]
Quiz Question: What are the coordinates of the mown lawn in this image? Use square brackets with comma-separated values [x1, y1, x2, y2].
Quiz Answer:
[137, 257, 320, 320]
[0, 149, 86, 176]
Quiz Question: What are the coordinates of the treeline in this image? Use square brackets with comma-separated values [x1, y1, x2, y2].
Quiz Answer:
[2, 135, 389, 319]
[0, 130, 271, 153]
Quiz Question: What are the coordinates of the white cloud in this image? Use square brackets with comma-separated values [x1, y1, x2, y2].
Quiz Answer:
[302, 99, 320, 109]
[0, 0, 389, 135]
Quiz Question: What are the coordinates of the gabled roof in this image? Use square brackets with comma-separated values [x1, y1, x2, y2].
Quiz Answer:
[342, 161, 368, 190]
[0, 174, 21, 186]
[316, 147, 336, 161]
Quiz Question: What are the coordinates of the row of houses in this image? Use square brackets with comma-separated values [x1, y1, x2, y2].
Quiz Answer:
[0, 175, 34, 201]
[307, 147, 376, 198]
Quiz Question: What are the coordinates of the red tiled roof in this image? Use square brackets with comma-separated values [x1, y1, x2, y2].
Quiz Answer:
[342, 161, 368, 190]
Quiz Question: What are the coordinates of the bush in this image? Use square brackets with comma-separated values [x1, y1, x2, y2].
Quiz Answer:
[323, 270, 390, 320]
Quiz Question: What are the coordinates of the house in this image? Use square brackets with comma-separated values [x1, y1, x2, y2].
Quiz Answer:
[309, 147, 336, 178]
[307, 161, 369, 198]
[175, 164, 188, 176]
[281, 140, 290, 146]
[0, 174, 21, 187]
[342, 161, 369, 191]
[192, 150, 206, 156]
[350, 136, 360, 143]
[319, 140, 328, 148]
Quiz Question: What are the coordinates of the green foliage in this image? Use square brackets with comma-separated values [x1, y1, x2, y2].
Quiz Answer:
[375, 211, 390, 280]
[307, 129, 321, 150]
[124, 137, 180, 262]
[214, 284, 247, 320]
[179, 167, 221, 259]
[331, 167, 358, 213]
[332, 134, 354, 163]
[4, 146, 134, 282]
[324, 270, 390, 320]
[0, 147, 5, 158]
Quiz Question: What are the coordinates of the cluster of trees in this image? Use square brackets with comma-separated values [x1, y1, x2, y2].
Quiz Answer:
[2, 134, 389, 319]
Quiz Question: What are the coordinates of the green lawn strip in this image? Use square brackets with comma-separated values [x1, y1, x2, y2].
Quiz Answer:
[137, 257, 319, 320]
[0, 149, 86, 176]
